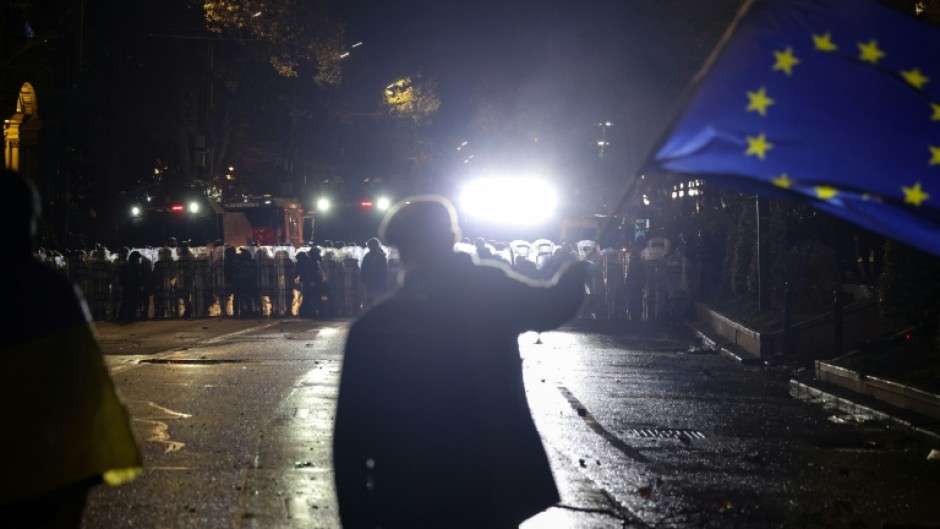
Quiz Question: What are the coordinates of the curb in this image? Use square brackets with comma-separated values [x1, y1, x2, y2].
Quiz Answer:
[686, 319, 940, 442]
[790, 378, 940, 441]
[684, 321, 765, 366]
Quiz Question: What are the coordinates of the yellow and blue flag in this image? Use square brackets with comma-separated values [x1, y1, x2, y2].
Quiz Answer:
[650, 0, 940, 256]
[1, 279, 142, 503]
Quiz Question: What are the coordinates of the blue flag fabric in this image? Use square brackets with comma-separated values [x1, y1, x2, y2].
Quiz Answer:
[650, 0, 940, 256]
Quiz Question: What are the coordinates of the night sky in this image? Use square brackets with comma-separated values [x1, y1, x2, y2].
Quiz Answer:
[2, 0, 744, 244]
[335, 0, 744, 184]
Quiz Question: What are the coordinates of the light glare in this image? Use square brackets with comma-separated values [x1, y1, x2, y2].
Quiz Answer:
[460, 178, 557, 225]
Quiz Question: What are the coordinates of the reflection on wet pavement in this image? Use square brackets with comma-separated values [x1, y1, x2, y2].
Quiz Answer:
[133, 401, 192, 453]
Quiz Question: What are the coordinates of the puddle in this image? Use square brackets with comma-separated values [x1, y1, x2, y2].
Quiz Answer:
[138, 358, 252, 365]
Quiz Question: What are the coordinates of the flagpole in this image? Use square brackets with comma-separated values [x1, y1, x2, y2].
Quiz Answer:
[633, 0, 757, 188]
[689, 0, 755, 86]
[600, 0, 758, 247]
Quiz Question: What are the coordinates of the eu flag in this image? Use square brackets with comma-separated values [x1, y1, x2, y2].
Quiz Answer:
[650, 0, 940, 257]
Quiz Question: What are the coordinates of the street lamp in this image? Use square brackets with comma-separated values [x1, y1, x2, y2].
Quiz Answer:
[596, 120, 615, 209]
[597, 121, 613, 158]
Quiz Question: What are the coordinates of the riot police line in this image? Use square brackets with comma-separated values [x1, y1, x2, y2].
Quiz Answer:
[34, 239, 685, 322]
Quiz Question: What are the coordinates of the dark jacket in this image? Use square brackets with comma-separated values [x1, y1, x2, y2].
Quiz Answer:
[296, 252, 323, 286]
[359, 249, 389, 290]
[333, 251, 585, 529]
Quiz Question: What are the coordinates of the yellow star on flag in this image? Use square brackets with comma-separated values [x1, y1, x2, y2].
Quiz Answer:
[746, 87, 775, 116]
[931, 146, 940, 166]
[858, 39, 885, 64]
[901, 68, 929, 89]
[932, 103, 940, 121]
[745, 133, 773, 160]
[813, 32, 838, 52]
[772, 47, 800, 75]
[815, 186, 839, 200]
[902, 181, 930, 206]
[772, 174, 793, 189]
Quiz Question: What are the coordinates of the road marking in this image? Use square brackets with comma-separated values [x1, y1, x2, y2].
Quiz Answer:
[555, 385, 650, 464]
[131, 401, 193, 453]
[146, 401, 193, 419]
[135, 419, 186, 453]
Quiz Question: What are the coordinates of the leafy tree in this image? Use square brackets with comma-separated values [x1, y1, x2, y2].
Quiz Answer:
[383, 75, 441, 125]
[202, 0, 345, 86]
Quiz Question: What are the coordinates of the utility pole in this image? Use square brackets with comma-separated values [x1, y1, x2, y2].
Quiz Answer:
[597, 121, 613, 210]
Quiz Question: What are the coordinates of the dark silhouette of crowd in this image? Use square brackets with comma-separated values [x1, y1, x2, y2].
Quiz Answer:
[33, 238, 397, 322]
[31, 221, 653, 323]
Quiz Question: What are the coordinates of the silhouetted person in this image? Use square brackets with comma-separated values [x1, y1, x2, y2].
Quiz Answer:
[222, 246, 238, 317]
[626, 243, 647, 321]
[473, 237, 494, 260]
[333, 195, 587, 529]
[0, 170, 141, 528]
[139, 248, 154, 319]
[296, 249, 324, 318]
[118, 251, 145, 322]
[273, 247, 294, 317]
[257, 247, 277, 317]
[359, 238, 389, 308]
[233, 248, 257, 317]
[193, 246, 213, 317]
[110, 247, 130, 319]
[89, 246, 111, 321]
[545, 243, 578, 279]
[151, 247, 176, 319]
[176, 243, 196, 318]
[66, 250, 88, 306]
[321, 246, 340, 317]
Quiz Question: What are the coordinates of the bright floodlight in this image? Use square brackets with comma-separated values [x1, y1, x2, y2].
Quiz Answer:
[316, 197, 331, 212]
[188, 201, 200, 214]
[460, 178, 557, 225]
[376, 196, 392, 211]
[130, 206, 141, 217]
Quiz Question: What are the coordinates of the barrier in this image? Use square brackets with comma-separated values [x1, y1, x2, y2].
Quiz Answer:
[38, 240, 681, 322]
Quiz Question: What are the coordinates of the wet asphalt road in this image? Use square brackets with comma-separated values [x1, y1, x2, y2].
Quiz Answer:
[81, 318, 940, 528]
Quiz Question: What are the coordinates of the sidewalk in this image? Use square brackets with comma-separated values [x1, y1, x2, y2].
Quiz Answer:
[686, 319, 940, 442]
